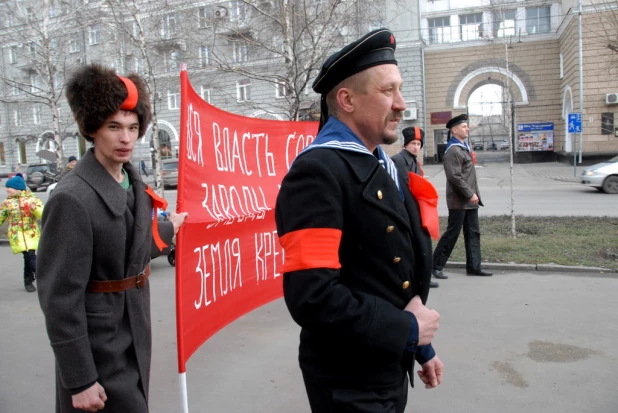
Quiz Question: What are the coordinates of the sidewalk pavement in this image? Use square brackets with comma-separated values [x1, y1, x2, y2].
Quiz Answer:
[422, 161, 585, 182]
[2, 249, 617, 413]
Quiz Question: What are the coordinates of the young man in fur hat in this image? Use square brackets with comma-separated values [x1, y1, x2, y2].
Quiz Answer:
[391, 126, 424, 181]
[432, 113, 492, 280]
[37, 64, 187, 413]
[275, 29, 442, 412]
[391, 127, 439, 289]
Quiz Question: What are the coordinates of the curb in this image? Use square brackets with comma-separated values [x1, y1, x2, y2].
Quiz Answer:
[445, 261, 617, 274]
[0, 239, 9, 246]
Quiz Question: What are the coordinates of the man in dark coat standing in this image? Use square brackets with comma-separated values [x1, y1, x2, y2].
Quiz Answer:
[37, 64, 188, 413]
[432, 114, 492, 280]
[275, 29, 442, 413]
[391, 127, 439, 288]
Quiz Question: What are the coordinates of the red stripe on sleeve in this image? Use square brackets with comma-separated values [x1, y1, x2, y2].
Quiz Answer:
[279, 228, 342, 273]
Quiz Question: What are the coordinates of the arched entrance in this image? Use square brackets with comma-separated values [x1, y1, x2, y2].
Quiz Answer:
[450, 66, 530, 162]
[453, 67, 529, 109]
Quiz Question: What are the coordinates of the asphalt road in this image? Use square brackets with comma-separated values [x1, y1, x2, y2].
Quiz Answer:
[12, 159, 616, 218]
[1, 248, 617, 412]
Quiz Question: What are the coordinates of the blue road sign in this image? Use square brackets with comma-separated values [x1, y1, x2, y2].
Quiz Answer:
[568, 113, 582, 133]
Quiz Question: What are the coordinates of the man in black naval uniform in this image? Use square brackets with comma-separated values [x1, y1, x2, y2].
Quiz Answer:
[275, 28, 443, 413]
[432, 114, 493, 280]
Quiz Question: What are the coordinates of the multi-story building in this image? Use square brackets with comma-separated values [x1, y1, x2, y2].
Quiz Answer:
[418, 0, 618, 163]
[3, 0, 611, 175]
[0, 0, 425, 175]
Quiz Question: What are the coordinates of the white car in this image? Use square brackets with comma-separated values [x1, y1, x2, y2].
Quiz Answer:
[578, 155, 618, 194]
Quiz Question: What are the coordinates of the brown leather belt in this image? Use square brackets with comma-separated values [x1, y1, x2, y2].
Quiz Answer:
[87, 267, 151, 293]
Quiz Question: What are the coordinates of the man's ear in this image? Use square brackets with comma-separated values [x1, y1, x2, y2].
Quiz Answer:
[336, 87, 355, 114]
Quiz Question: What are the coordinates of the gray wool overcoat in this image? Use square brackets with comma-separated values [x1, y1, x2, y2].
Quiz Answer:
[37, 149, 173, 413]
[443, 145, 483, 210]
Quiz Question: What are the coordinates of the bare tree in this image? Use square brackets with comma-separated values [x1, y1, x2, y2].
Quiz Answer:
[488, 0, 518, 237]
[0, 0, 88, 171]
[177, 0, 387, 120]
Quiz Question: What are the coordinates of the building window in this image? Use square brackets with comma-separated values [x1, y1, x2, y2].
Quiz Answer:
[70, 35, 81, 53]
[14, 109, 22, 127]
[89, 25, 100, 45]
[30, 74, 41, 93]
[526, 6, 550, 34]
[33, 106, 42, 124]
[29, 42, 36, 58]
[493, 9, 517, 38]
[236, 80, 250, 102]
[132, 22, 140, 37]
[27, 7, 35, 22]
[198, 7, 210, 28]
[135, 56, 144, 74]
[166, 51, 179, 71]
[54, 71, 62, 89]
[0, 142, 5, 166]
[230, 1, 246, 21]
[233, 42, 248, 63]
[12, 85, 20, 96]
[559, 53, 563, 79]
[161, 13, 178, 38]
[110, 59, 120, 74]
[168, 89, 180, 110]
[199, 46, 210, 67]
[200, 86, 211, 103]
[275, 81, 289, 98]
[428, 17, 450, 44]
[19, 141, 27, 164]
[49, 2, 60, 18]
[9, 47, 17, 64]
[459, 13, 483, 41]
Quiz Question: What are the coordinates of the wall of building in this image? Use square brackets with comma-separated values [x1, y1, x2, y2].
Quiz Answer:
[422, 39, 562, 159]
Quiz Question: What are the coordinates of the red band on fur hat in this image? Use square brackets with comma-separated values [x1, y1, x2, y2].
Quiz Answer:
[118, 76, 138, 110]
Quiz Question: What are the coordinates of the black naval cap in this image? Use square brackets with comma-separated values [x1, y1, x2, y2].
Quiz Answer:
[446, 114, 468, 129]
[312, 28, 398, 130]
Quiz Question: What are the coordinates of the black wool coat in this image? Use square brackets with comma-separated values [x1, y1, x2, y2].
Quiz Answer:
[275, 148, 433, 389]
[37, 149, 173, 413]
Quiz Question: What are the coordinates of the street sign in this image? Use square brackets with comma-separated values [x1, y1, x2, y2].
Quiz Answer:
[568, 113, 582, 133]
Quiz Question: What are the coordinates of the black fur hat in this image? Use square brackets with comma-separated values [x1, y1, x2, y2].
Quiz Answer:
[66, 64, 151, 142]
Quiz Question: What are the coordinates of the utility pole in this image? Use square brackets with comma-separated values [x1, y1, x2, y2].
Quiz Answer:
[578, 0, 584, 165]
[505, 38, 516, 238]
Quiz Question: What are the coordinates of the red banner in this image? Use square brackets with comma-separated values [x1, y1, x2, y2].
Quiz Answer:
[176, 69, 318, 372]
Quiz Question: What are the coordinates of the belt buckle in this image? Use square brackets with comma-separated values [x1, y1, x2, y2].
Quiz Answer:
[136, 270, 146, 289]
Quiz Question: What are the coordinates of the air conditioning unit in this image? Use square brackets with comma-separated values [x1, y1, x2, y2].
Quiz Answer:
[606, 93, 618, 105]
[402, 107, 417, 121]
[214, 6, 228, 19]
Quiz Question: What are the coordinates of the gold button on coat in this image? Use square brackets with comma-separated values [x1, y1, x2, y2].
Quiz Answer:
[393, 256, 401, 263]
[377, 190, 383, 199]
[386, 225, 395, 233]
[402, 281, 410, 289]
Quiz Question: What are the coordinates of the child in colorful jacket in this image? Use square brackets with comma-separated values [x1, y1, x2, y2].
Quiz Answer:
[0, 176, 44, 292]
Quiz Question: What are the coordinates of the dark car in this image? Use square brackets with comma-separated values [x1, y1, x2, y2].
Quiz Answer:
[161, 159, 178, 188]
[472, 142, 484, 151]
[26, 162, 58, 192]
